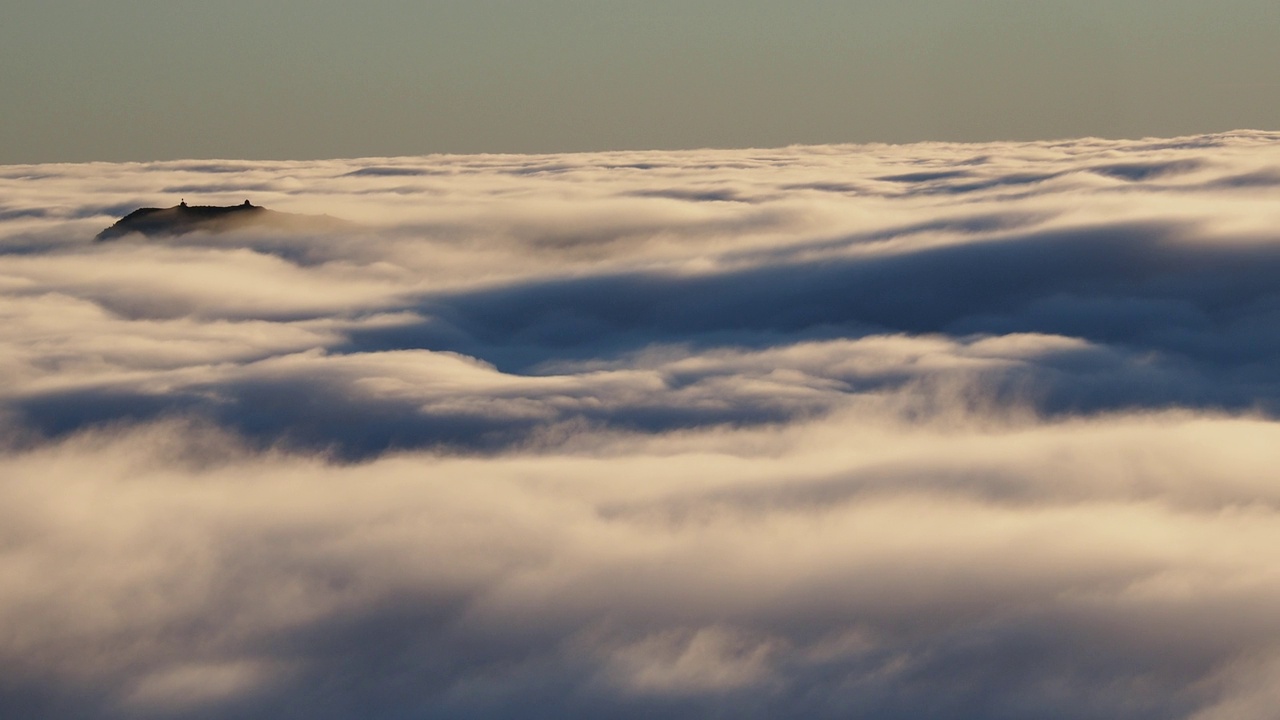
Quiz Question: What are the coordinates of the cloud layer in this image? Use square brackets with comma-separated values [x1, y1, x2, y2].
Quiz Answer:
[3, 131, 1280, 719]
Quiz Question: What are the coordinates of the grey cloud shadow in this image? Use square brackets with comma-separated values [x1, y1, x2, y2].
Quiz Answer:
[779, 181, 864, 194]
[0, 171, 62, 181]
[1087, 159, 1205, 182]
[12, 374, 798, 461]
[505, 163, 581, 176]
[66, 202, 155, 220]
[160, 182, 282, 194]
[0, 680, 107, 720]
[720, 212, 1049, 265]
[876, 169, 974, 183]
[626, 188, 756, 203]
[927, 172, 1063, 195]
[1132, 136, 1232, 152]
[350, 221, 1280, 375]
[0, 229, 103, 255]
[1206, 169, 1280, 188]
[343, 167, 449, 177]
[0, 207, 49, 221]
[17, 220, 1280, 458]
[7, 391, 209, 446]
[869, 159, 1202, 198]
[16, 326, 1261, 462]
[154, 162, 263, 174]
[600, 162, 671, 171]
[258, 609, 1206, 720]
[6, 556, 1216, 720]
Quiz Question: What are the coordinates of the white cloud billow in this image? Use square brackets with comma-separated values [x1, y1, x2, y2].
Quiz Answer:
[3, 131, 1280, 719]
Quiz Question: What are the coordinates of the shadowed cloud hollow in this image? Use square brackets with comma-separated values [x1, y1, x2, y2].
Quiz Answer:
[3, 131, 1280, 719]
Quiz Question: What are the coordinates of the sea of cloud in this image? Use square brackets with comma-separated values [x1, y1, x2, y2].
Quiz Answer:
[3, 132, 1280, 719]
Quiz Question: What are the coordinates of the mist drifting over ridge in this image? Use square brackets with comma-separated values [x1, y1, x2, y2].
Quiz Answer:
[4, 131, 1280, 719]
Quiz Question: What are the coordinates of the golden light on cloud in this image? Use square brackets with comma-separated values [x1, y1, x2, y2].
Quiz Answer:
[3, 131, 1280, 718]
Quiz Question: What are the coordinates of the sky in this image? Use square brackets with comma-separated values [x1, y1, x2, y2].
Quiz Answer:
[4, 131, 1280, 718]
[3, 0, 1279, 163]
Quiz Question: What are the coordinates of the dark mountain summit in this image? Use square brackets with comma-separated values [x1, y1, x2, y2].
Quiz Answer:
[95, 200, 351, 241]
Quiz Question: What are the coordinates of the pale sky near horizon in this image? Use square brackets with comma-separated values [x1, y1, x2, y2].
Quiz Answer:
[2, 0, 1277, 164]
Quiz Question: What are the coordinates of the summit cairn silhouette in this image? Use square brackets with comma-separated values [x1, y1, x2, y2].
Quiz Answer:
[94, 200, 352, 241]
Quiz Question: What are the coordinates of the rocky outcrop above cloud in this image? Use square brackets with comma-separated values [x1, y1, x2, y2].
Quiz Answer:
[94, 200, 354, 240]
[3, 131, 1280, 720]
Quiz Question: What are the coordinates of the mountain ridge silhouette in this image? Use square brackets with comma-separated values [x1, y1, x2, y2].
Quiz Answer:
[95, 201, 352, 240]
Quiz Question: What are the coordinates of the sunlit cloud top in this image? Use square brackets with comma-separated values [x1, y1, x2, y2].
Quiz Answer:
[4, 132, 1280, 718]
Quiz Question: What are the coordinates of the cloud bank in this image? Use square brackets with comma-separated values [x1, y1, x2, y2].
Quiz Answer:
[3, 131, 1280, 719]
